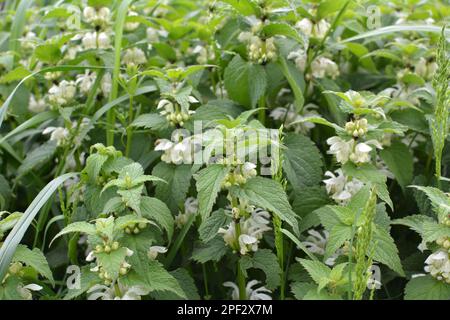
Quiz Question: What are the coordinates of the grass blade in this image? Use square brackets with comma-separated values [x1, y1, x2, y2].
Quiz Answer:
[0, 172, 78, 281]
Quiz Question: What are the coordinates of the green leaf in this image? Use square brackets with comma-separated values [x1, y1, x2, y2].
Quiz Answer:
[191, 237, 228, 263]
[325, 224, 352, 261]
[96, 247, 129, 280]
[379, 141, 413, 189]
[84, 153, 108, 183]
[405, 275, 450, 300]
[151, 268, 200, 300]
[35, 44, 62, 64]
[13, 245, 54, 285]
[411, 186, 450, 217]
[224, 55, 267, 108]
[262, 23, 303, 44]
[278, 57, 305, 111]
[392, 214, 436, 235]
[198, 209, 230, 243]
[283, 133, 323, 190]
[291, 282, 316, 300]
[371, 226, 404, 276]
[140, 196, 174, 240]
[298, 258, 331, 287]
[240, 249, 281, 290]
[195, 164, 229, 220]
[237, 176, 298, 232]
[317, 0, 350, 18]
[152, 163, 192, 213]
[51, 221, 97, 246]
[131, 113, 167, 130]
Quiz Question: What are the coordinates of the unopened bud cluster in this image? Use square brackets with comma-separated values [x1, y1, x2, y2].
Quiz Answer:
[345, 118, 368, 138]
[220, 162, 257, 189]
[124, 222, 147, 235]
[248, 37, 277, 64]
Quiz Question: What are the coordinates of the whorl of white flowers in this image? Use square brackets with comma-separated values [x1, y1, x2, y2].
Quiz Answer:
[192, 45, 216, 64]
[296, 18, 330, 39]
[16, 283, 43, 300]
[175, 197, 199, 228]
[287, 49, 307, 71]
[220, 162, 257, 189]
[42, 126, 69, 146]
[125, 11, 140, 31]
[327, 136, 383, 165]
[76, 71, 97, 94]
[238, 32, 277, 64]
[302, 229, 343, 266]
[122, 47, 147, 67]
[155, 130, 199, 165]
[81, 31, 111, 50]
[323, 169, 364, 204]
[101, 73, 112, 96]
[83, 6, 110, 27]
[21, 31, 38, 50]
[87, 283, 148, 300]
[223, 280, 272, 300]
[218, 207, 271, 255]
[415, 57, 437, 80]
[311, 56, 339, 79]
[157, 96, 197, 127]
[424, 250, 450, 283]
[47, 80, 76, 106]
[28, 95, 47, 113]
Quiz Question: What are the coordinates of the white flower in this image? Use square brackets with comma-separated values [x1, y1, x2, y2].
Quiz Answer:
[101, 73, 112, 96]
[125, 11, 139, 31]
[97, 32, 111, 49]
[415, 57, 437, 80]
[314, 20, 330, 39]
[17, 283, 42, 300]
[83, 6, 110, 26]
[327, 136, 354, 164]
[296, 18, 313, 36]
[218, 207, 271, 255]
[287, 49, 307, 71]
[155, 132, 197, 165]
[42, 126, 69, 146]
[76, 71, 97, 94]
[223, 280, 272, 300]
[175, 197, 198, 228]
[302, 229, 342, 266]
[122, 47, 147, 66]
[21, 31, 38, 50]
[147, 246, 167, 260]
[83, 7, 96, 22]
[349, 140, 382, 164]
[48, 80, 76, 105]
[87, 284, 148, 300]
[28, 95, 47, 113]
[82, 32, 110, 50]
[311, 57, 339, 79]
[424, 250, 450, 283]
[324, 169, 365, 204]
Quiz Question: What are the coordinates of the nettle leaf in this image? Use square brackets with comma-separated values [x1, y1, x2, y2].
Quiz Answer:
[195, 164, 229, 220]
[64, 266, 101, 300]
[131, 113, 168, 130]
[291, 282, 316, 300]
[140, 196, 174, 240]
[392, 214, 436, 235]
[96, 247, 129, 280]
[117, 185, 144, 214]
[325, 224, 352, 261]
[198, 209, 231, 243]
[379, 141, 413, 189]
[421, 221, 450, 243]
[151, 268, 200, 300]
[114, 214, 152, 230]
[342, 163, 393, 209]
[84, 153, 109, 183]
[236, 176, 298, 233]
[191, 237, 228, 263]
[122, 231, 186, 299]
[371, 226, 404, 276]
[240, 249, 281, 290]
[262, 23, 304, 43]
[405, 275, 450, 300]
[298, 258, 331, 287]
[152, 162, 192, 213]
[411, 186, 450, 218]
[13, 245, 54, 285]
[51, 221, 97, 245]
[283, 133, 323, 190]
[224, 55, 267, 108]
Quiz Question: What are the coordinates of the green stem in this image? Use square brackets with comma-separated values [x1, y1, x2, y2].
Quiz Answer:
[125, 95, 134, 157]
[258, 96, 266, 125]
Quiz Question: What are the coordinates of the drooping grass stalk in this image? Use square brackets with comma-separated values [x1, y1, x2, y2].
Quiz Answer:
[164, 213, 195, 268]
[353, 187, 377, 300]
[106, 0, 133, 146]
[8, 0, 33, 66]
[258, 95, 266, 125]
[431, 26, 450, 185]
